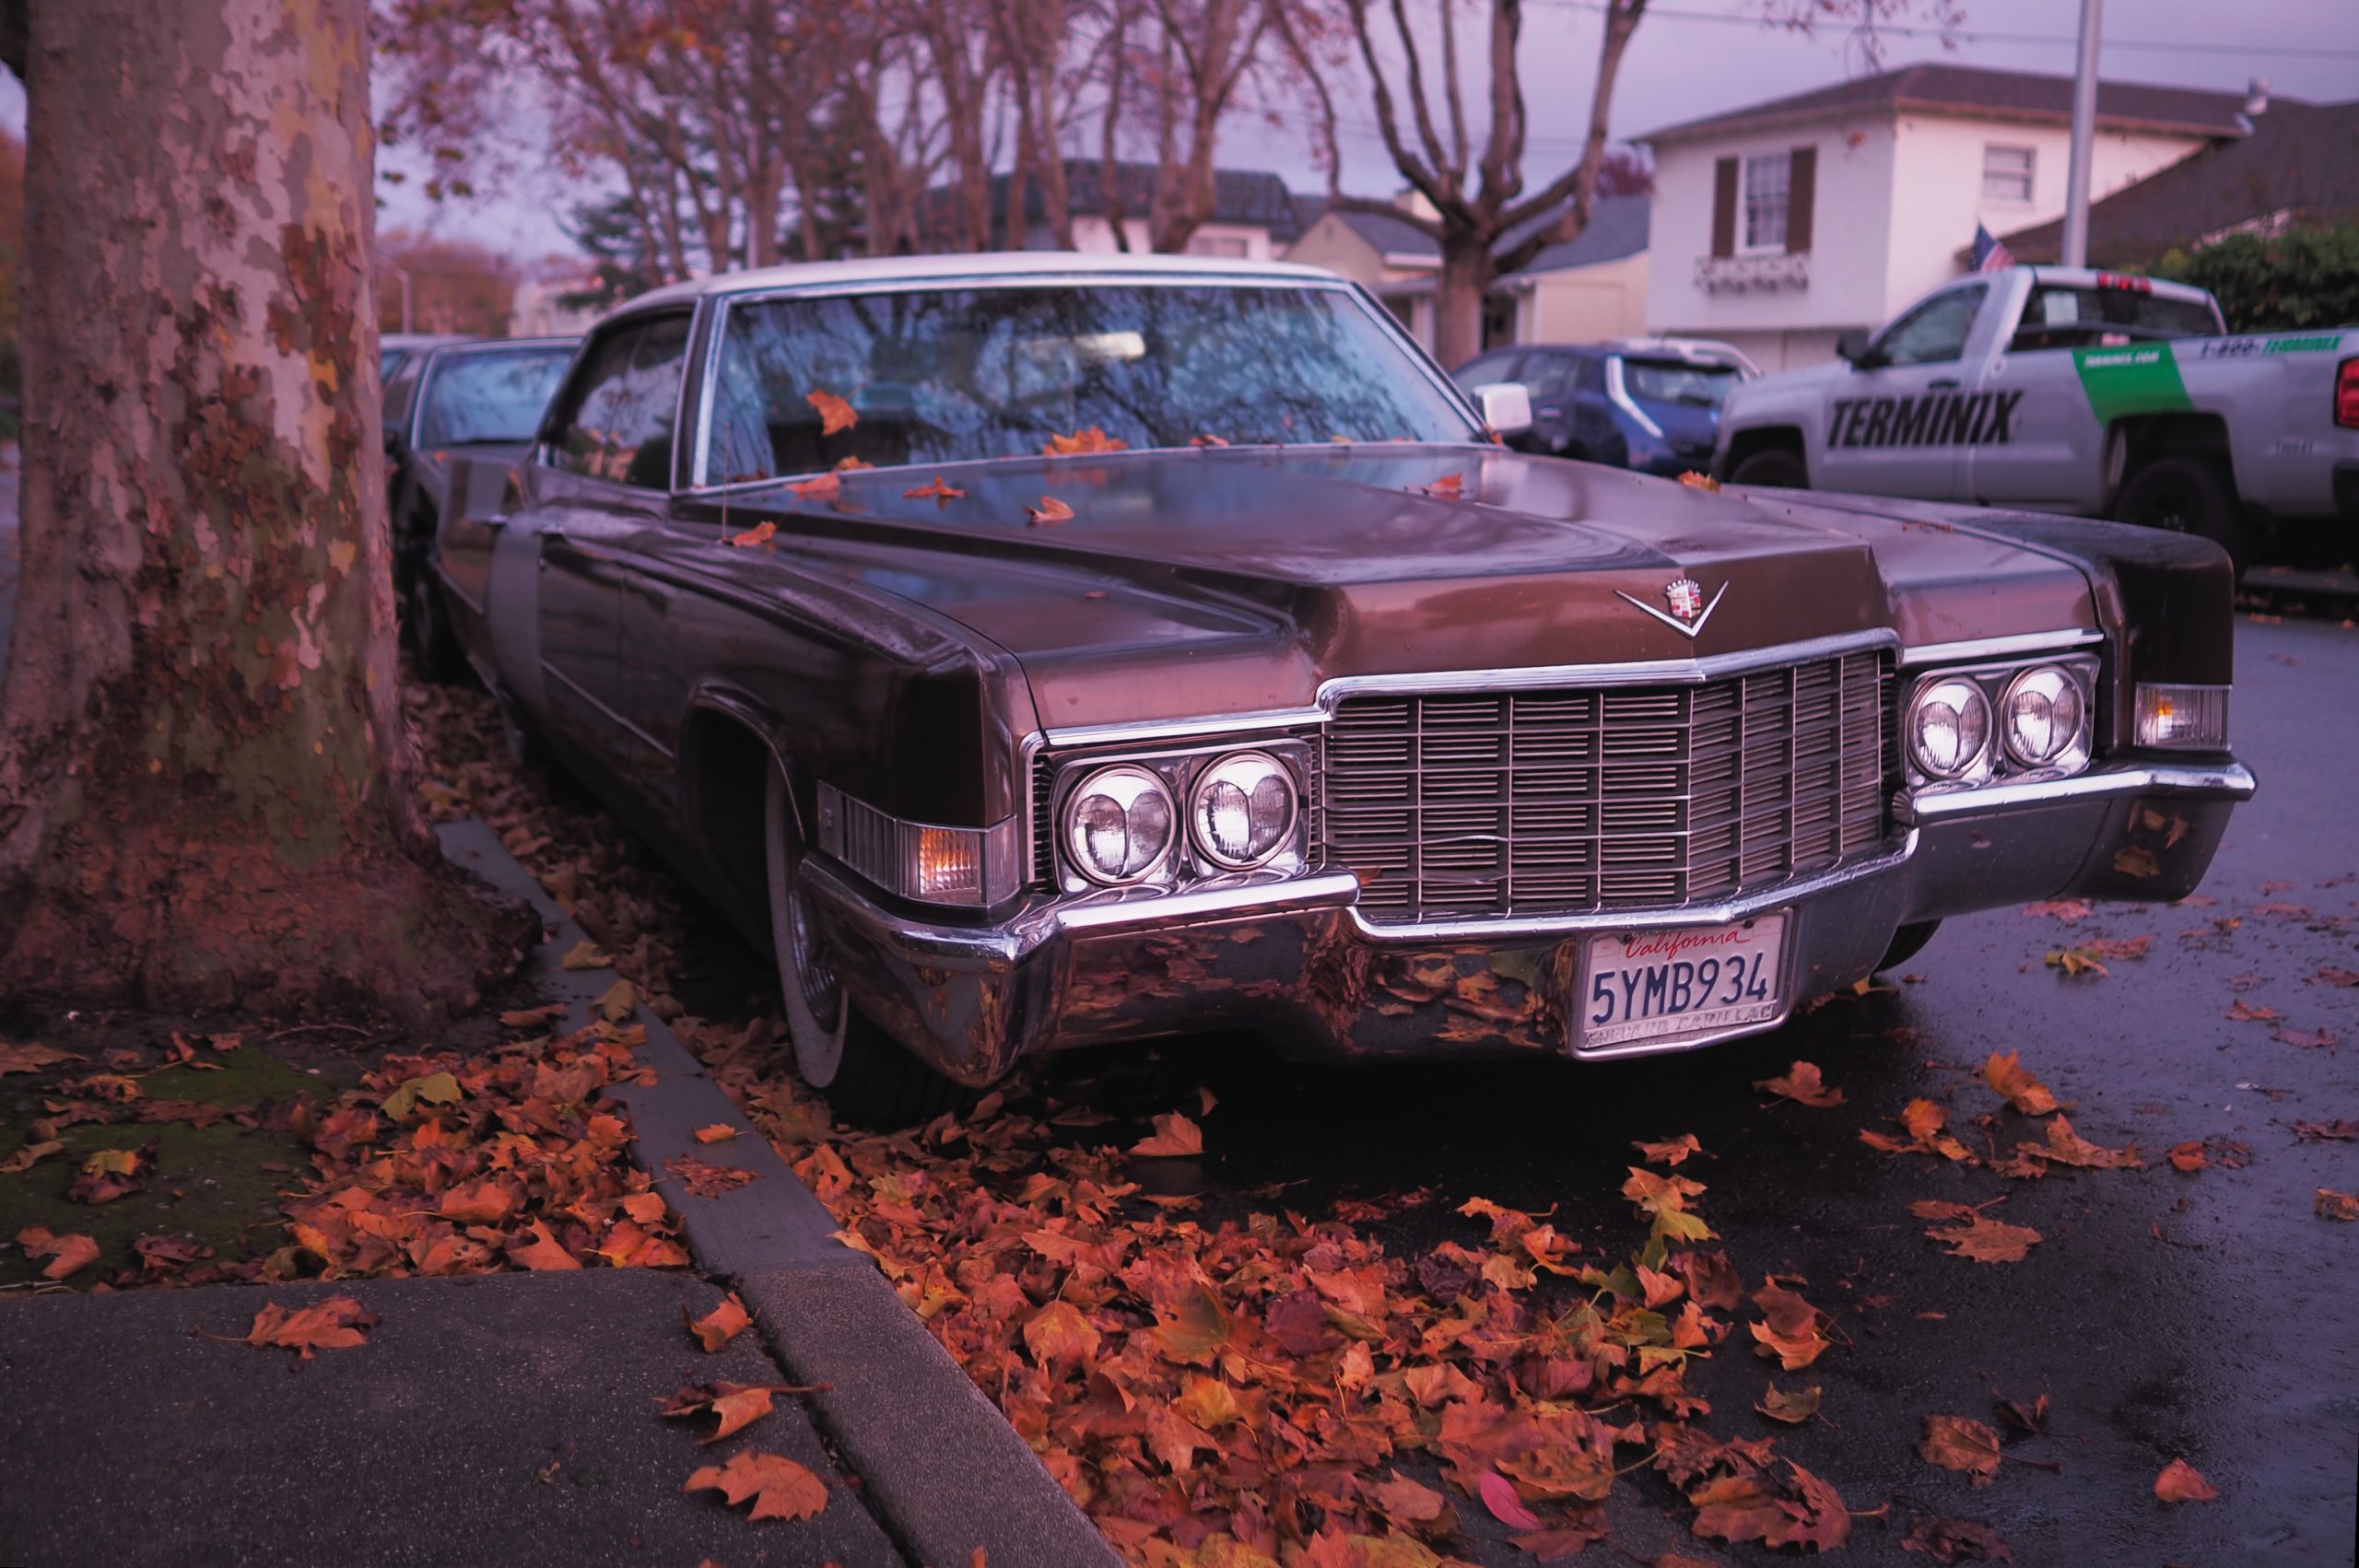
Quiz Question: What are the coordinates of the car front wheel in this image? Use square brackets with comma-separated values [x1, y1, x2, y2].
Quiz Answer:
[1730, 448, 1809, 488]
[764, 764, 968, 1129]
[2114, 455, 2248, 575]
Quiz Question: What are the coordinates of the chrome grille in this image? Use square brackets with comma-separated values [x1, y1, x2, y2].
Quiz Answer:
[1324, 651, 1891, 923]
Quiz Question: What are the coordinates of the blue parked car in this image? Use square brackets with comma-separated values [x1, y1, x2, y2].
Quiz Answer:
[1451, 338, 1757, 476]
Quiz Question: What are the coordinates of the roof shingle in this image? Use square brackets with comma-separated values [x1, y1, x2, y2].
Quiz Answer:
[1639, 61, 2253, 145]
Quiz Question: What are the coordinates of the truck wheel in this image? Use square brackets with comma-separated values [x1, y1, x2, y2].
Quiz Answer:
[403, 560, 467, 685]
[1731, 449, 1809, 489]
[2114, 456, 2248, 574]
[765, 764, 969, 1129]
[1876, 920, 1941, 972]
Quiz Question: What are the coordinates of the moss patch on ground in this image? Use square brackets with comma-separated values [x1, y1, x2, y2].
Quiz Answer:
[1, 1026, 353, 1290]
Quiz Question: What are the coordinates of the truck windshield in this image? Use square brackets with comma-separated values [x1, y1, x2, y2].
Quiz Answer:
[2013, 285, 2220, 350]
[704, 282, 1476, 481]
[1622, 358, 1743, 408]
[418, 346, 577, 447]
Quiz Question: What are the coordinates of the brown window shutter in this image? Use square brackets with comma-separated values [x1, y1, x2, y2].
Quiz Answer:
[1786, 145, 1816, 254]
[1711, 157, 1738, 257]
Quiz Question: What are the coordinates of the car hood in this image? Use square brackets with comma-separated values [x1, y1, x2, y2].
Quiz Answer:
[682, 446, 2096, 731]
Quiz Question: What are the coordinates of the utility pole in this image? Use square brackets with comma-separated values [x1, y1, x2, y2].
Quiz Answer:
[2060, 0, 2103, 269]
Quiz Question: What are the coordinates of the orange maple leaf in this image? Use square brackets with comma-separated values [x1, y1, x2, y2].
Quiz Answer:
[1980, 1050, 2060, 1115]
[724, 521, 777, 549]
[1633, 1133, 1702, 1166]
[505, 1220, 581, 1271]
[1043, 426, 1125, 456]
[1753, 1061, 1844, 1107]
[786, 472, 842, 501]
[903, 475, 967, 501]
[691, 1124, 740, 1144]
[2317, 1188, 2359, 1221]
[806, 389, 857, 436]
[1022, 1299, 1101, 1373]
[15, 1225, 100, 1280]
[1130, 1112, 1203, 1158]
[1748, 1280, 1829, 1369]
[2154, 1457, 2219, 1504]
[1027, 495, 1075, 527]
[687, 1293, 752, 1352]
[1925, 1211, 2043, 1263]
[1918, 1414, 2002, 1485]
[1409, 473, 1465, 498]
[229, 1295, 379, 1359]
[1756, 1383, 1822, 1424]
[0, 1042, 77, 1076]
[664, 1153, 758, 1199]
[684, 1449, 829, 1521]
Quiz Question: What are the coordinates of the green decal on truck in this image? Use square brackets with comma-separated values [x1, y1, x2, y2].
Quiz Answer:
[2071, 345, 2192, 425]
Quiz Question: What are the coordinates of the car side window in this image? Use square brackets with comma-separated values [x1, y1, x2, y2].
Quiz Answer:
[546, 326, 644, 479]
[544, 313, 691, 487]
[1524, 353, 1577, 397]
[1577, 356, 1607, 394]
[1874, 285, 1987, 367]
[1457, 350, 1522, 387]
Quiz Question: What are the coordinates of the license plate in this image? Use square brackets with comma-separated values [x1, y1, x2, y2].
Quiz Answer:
[1577, 914, 1787, 1050]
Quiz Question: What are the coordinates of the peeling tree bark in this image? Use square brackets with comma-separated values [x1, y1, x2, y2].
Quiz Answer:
[0, 0, 528, 1022]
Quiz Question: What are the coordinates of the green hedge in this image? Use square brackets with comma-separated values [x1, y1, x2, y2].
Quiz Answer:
[2149, 221, 2359, 333]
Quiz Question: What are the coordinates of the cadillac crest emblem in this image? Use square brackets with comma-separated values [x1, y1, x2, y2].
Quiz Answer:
[1614, 575, 1727, 638]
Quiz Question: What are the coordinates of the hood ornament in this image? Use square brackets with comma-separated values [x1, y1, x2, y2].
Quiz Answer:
[1615, 576, 1726, 639]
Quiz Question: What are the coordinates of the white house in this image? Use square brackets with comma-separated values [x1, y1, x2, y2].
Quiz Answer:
[1636, 64, 2254, 370]
[1285, 192, 1652, 359]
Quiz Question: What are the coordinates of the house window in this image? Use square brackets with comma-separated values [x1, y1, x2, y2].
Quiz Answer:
[1743, 152, 1790, 252]
[1982, 145, 2035, 203]
[1186, 234, 1249, 258]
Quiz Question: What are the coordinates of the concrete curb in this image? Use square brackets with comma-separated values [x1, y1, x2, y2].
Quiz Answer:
[440, 821, 1121, 1568]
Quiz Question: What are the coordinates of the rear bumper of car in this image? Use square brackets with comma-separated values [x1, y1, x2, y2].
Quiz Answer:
[804, 757, 2255, 1085]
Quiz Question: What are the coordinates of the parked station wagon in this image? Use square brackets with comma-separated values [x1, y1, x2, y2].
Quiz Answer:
[420, 254, 2255, 1124]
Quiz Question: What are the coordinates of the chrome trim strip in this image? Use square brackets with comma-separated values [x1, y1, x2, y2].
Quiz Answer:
[1054, 868, 1363, 935]
[1900, 628, 2103, 667]
[1042, 708, 1328, 749]
[1907, 760, 2257, 823]
[1316, 627, 1898, 705]
[539, 659, 675, 761]
[1340, 833, 1916, 943]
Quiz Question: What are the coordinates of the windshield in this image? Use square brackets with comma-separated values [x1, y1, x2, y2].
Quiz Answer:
[417, 346, 576, 447]
[1621, 358, 1743, 409]
[2013, 284, 2220, 350]
[705, 283, 1475, 481]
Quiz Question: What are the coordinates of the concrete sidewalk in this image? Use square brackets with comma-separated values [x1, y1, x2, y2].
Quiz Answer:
[0, 1270, 904, 1568]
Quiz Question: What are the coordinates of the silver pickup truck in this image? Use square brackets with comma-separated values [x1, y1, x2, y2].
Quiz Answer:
[1713, 266, 2359, 567]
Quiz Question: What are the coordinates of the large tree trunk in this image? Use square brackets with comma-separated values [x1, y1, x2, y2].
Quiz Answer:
[0, 0, 526, 1022]
[1432, 239, 1495, 369]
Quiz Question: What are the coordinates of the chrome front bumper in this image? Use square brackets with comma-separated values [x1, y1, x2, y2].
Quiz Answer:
[805, 758, 2256, 1085]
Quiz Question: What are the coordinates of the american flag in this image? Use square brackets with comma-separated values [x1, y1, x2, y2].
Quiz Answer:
[1970, 222, 2016, 274]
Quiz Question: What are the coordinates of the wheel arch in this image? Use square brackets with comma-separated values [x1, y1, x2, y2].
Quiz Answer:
[2104, 411, 2237, 512]
[675, 687, 804, 950]
[1719, 423, 1809, 484]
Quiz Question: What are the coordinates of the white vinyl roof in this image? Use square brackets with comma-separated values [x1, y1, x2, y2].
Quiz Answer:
[620, 250, 1346, 313]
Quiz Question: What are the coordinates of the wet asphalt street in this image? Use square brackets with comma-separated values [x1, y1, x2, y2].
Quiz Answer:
[1029, 609, 2359, 1566]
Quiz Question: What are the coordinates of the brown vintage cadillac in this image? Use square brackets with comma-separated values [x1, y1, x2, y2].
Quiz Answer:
[422, 254, 2255, 1125]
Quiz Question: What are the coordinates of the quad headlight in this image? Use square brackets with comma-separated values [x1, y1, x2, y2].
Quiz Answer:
[1904, 655, 2099, 790]
[2001, 664, 2092, 771]
[1063, 764, 1177, 885]
[1189, 751, 1297, 870]
[1907, 677, 1993, 782]
[1053, 744, 1305, 890]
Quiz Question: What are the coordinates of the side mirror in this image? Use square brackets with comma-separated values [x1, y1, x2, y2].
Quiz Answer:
[1473, 381, 1533, 438]
[1835, 330, 1876, 369]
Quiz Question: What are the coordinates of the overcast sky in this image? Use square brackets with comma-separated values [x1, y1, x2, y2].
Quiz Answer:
[5, 0, 2355, 263]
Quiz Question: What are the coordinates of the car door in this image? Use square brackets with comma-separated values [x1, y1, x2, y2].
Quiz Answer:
[528, 314, 689, 778]
[1816, 281, 1987, 500]
[1967, 281, 2127, 512]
